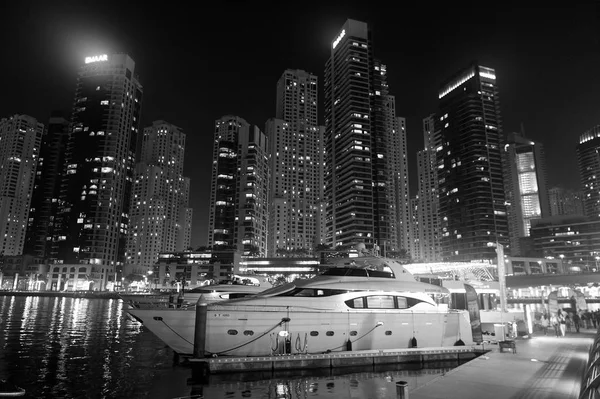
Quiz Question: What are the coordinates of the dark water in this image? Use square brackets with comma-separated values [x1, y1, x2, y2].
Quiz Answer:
[0, 296, 457, 398]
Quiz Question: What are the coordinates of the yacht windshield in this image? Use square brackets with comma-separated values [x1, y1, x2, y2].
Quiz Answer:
[321, 267, 395, 278]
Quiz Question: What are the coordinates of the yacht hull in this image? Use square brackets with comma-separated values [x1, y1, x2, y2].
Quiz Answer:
[128, 306, 473, 356]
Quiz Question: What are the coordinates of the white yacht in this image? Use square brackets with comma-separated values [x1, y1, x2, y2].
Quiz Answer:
[127, 256, 475, 356]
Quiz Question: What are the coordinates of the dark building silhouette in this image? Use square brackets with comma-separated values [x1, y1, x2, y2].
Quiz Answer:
[0, 115, 44, 256]
[24, 111, 70, 258]
[436, 62, 509, 261]
[577, 125, 600, 219]
[324, 19, 405, 251]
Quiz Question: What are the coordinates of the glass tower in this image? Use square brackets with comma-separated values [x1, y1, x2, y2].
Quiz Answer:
[436, 62, 508, 261]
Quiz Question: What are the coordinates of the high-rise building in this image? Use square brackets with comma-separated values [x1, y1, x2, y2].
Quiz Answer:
[390, 114, 410, 255]
[207, 116, 269, 256]
[504, 131, 550, 256]
[436, 62, 508, 261]
[413, 114, 442, 262]
[266, 69, 323, 257]
[54, 53, 142, 290]
[548, 187, 584, 217]
[577, 125, 600, 219]
[323, 19, 402, 251]
[0, 115, 43, 256]
[24, 111, 70, 258]
[124, 121, 192, 276]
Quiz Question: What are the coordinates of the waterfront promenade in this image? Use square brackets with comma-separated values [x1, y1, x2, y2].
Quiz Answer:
[410, 328, 595, 399]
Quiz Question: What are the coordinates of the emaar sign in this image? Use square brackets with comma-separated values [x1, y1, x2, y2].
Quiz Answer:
[85, 54, 108, 64]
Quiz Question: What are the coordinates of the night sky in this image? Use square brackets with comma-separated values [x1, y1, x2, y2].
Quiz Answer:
[2, 1, 599, 247]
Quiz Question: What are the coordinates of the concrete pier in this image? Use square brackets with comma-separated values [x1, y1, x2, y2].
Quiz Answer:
[186, 346, 483, 374]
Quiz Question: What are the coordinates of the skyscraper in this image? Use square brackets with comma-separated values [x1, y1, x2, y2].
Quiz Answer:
[54, 53, 142, 290]
[24, 111, 70, 259]
[436, 62, 508, 261]
[207, 116, 269, 256]
[266, 69, 323, 256]
[124, 121, 192, 276]
[413, 114, 442, 262]
[0, 115, 43, 256]
[577, 125, 600, 219]
[504, 131, 550, 256]
[324, 19, 402, 252]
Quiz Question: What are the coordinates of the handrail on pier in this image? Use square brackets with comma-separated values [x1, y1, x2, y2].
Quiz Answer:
[579, 326, 600, 399]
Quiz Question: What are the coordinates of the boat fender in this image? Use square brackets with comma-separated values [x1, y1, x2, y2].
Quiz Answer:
[410, 337, 418, 348]
[177, 295, 184, 308]
[346, 339, 353, 351]
[285, 338, 292, 354]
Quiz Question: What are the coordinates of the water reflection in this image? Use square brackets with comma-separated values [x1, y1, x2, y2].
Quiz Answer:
[0, 296, 460, 399]
[177, 361, 458, 399]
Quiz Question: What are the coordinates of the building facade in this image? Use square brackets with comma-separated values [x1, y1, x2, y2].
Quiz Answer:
[530, 215, 600, 272]
[413, 114, 442, 262]
[24, 111, 70, 259]
[0, 115, 44, 256]
[436, 62, 509, 261]
[124, 121, 192, 276]
[577, 125, 600, 219]
[266, 69, 323, 256]
[53, 53, 143, 290]
[504, 131, 550, 256]
[548, 187, 584, 217]
[207, 116, 270, 256]
[323, 19, 402, 251]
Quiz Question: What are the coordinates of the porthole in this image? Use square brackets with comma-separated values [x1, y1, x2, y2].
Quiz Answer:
[243, 330, 254, 336]
[326, 331, 335, 336]
[350, 331, 358, 336]
[227, 330, 238, 335]
[310, 331, 319, 336]
[385, 331, 392, 336]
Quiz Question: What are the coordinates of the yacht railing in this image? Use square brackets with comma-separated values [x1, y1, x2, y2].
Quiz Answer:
[579, 326, 600, 399]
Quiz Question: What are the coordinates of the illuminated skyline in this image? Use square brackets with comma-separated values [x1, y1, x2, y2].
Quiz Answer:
[1, 2, 597, 247]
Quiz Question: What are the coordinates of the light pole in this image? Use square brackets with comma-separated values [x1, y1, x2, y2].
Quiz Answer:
[148, 270, 154, 291]
[488, 241, 507, 313]
[559, 254, 565, 273]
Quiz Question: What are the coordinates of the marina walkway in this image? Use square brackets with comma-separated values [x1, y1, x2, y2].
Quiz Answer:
[410, 328, 595, 399]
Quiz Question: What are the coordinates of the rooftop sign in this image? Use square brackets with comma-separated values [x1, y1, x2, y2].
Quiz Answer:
[85, 54, 108, 64]
[332, 29, 345, 49]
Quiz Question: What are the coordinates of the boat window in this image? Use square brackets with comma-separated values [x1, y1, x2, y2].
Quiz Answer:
[385, 331, 392, 335]
[322, 268, 352, 276]
[187, 287, 210, 293]
[310, 331, 319, 336]
[346, 269, 369, 277]
[366, 269, 395, 278]
[276, 287, 348, 297]
[347, 298, 365, 308]
[350, 331, 358, 336]
[345, 296, 428, 309]
[326, 331, 335, 336]
[243, 330, 254, 336]
[397, 297, 408, 309]
[227, 330, 238, 335]
[366, 295, 395, 309]
[397, 296, 427, 308]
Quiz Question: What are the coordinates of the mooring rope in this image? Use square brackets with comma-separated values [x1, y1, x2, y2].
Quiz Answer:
[208, 317, 291, 356]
